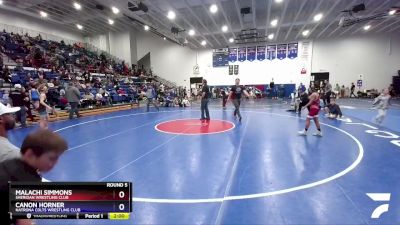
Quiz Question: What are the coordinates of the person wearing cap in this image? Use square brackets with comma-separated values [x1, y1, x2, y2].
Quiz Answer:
[9, 84, 29, 128]
[0, 102, 20, 163]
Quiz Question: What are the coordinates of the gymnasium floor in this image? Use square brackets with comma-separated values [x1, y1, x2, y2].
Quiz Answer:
[8, 98, 400, 225]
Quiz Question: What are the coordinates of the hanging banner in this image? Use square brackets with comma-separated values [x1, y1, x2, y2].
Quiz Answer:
[277, 44, 287, 60]
[246, 46, 256, 62]
[300, 41, 311, 76]
[229, 65, 233, 75]
[287, 43, 298, 59]
[234, 65, 239, 75]
[257, 46, 266, 61]
[228, 48, 237, 63]
[267, 45, 276, 61]
[238, 47, 247, 62]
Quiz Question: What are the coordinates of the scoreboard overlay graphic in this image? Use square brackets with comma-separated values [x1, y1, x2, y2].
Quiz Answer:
[9, 182, 132, 220]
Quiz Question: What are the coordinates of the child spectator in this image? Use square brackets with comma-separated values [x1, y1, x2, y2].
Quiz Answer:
[0, 129, 68, 225]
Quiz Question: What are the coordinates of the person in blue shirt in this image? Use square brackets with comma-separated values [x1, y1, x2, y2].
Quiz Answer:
[298, 83, 306, 93]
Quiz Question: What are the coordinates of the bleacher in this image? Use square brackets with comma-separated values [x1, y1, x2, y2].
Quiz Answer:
[0, 29, 183, 120]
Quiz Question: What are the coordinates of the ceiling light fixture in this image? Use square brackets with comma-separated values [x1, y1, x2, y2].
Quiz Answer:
[363, 25, 371, 30]
[167, 10, 176, 20]
[201, 40, 207, 46]
[76, 24, 83, 30]
[268, 34, 274, 40]
[222, 25, 228, 32]
[389, 9, 396, 15]
[210, 4, 218, 13]
[108, 19, 114, 25]
[270, 19, 278, 27]
[111, 6, 119, 14]
[302, 30, 310, 36]
[144, 25, 149, 31]
[73, 2, 81, 10]
[188, 29, 195, 36]
[275, 0, 283, 3]
[313, 13, 323, 22]
[229, 38, 234, 43]
[40, 11, 48, 18]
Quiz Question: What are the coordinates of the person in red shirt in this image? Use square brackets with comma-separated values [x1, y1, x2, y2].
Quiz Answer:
[298, 92, 322, 136]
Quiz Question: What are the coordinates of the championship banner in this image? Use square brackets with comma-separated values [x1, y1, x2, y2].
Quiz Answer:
[277, 44, 287, 60]
[228, 48, 237, 63]
[246, 46, 256, 62]
[234, 65, 239, 75]
[257, 46, 266, 61]
[267, 45, 276, 61]
[238, 47, 246, 62]
[287, 43, 298, 59]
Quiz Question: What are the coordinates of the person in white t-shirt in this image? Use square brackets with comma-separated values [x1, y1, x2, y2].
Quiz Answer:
[182, 96, 190, 107]
[160, 84, 165, 93]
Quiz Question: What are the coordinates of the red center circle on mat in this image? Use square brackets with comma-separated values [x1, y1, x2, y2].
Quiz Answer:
[155, 119, 235, 135]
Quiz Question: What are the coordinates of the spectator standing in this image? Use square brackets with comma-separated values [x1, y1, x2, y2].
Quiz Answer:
[350, 82, 357, 98]
[298, 83, 306, 93]
[340, 85, 346, 98]
[200, 79, 210, 120]
[221, 89, 228, 109]
[324, 80, 332, 106]
[334, 83, 340, 98]
[146, 84, 159, 112]
[270, 78, 275, 99]
[65, 82, 81, 119]
[9, 84, 28, 128]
